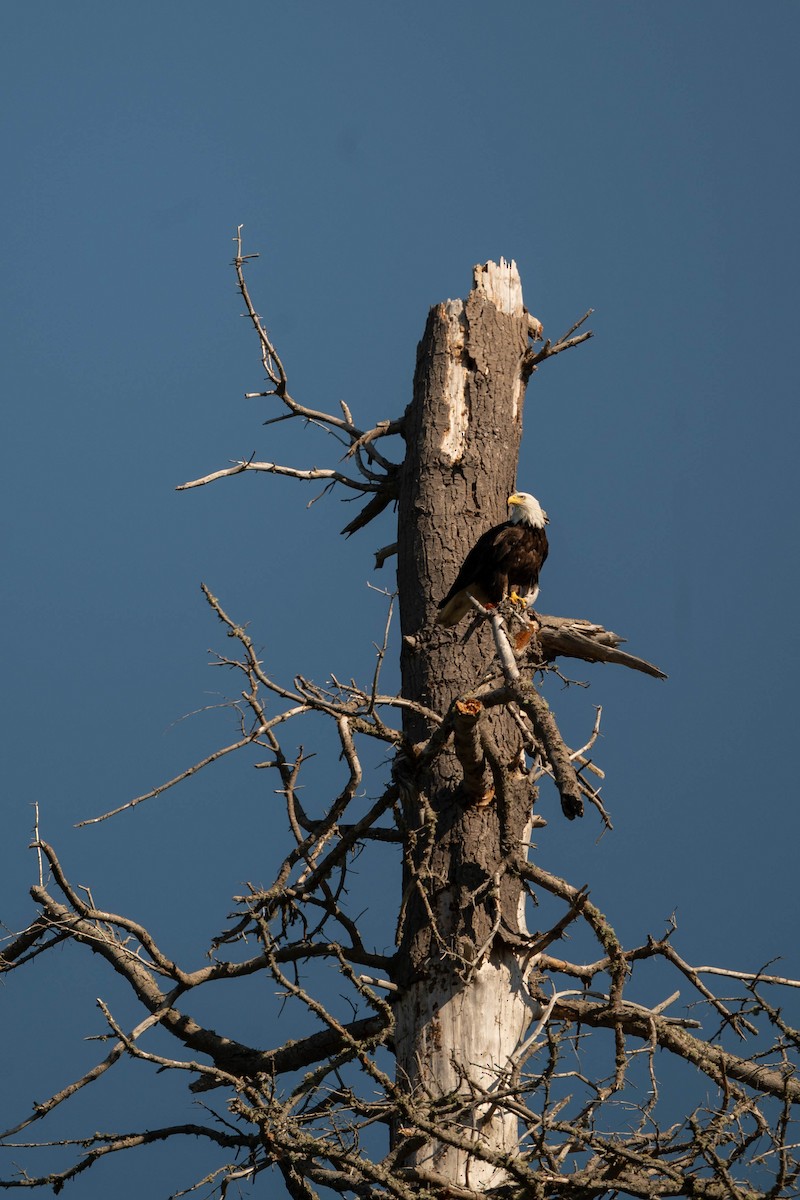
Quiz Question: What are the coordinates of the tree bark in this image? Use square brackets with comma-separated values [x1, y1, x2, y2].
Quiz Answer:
[393, 261, 540, 1187]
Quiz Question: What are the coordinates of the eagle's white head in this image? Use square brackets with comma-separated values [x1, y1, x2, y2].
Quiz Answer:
[508, 491, 548, 529]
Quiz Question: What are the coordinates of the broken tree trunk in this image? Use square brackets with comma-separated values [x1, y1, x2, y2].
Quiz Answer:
[391, 262, 662, 1190]
[393, 261, 542, 1189]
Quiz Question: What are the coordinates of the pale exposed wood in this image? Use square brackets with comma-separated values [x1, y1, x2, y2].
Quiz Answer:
[473, 257, 524, 316]
[438, 299, 469, 465]
[394, 951, 537, 1189]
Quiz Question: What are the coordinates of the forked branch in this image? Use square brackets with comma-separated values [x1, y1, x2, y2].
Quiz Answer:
[175, 228, 403, 539]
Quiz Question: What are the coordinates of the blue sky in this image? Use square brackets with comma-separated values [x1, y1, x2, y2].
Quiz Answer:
[2, 4, 799, 1195]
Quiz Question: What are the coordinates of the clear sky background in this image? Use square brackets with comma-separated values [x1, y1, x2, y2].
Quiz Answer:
[2, 4, 798, 1196]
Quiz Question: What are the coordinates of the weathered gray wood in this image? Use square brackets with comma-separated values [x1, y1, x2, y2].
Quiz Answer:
[398, 261, 529, 755]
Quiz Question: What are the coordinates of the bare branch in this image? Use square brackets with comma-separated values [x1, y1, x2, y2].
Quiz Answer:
[76, 729, 258, 825]
[537, 612, 668, 679]
[176, 457, 373, 494]
[510, 678, 584, 820]
[524, 308, 595, 376]
[374, 541, 398, 569]
[692, 962, 800, 989]
[340, 483, 398, 537]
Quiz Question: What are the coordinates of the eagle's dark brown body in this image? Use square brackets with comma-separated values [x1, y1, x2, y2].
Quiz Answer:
[436, 492, 549, 627]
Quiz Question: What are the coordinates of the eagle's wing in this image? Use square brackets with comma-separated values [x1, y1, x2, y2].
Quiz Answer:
[437, 522, 548, 627]
[439, 523, 509, 607]
[487, 523, 541, 568]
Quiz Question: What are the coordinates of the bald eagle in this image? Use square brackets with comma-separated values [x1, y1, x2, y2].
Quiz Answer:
[436, 492, 549, 627]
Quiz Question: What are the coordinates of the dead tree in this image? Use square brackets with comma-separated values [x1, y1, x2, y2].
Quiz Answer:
[2, 235, 798, 1199]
